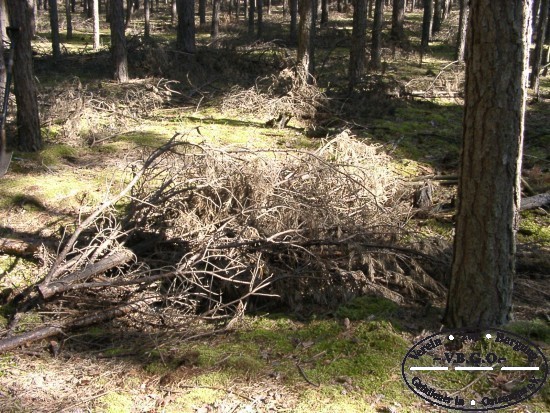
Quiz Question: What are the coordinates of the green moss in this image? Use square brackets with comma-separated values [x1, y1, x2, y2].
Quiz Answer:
[96, 392, 133, 413]
[336, 296, 399, 321]
[506, 320, 550, 344]
[518, 212, 550, 245]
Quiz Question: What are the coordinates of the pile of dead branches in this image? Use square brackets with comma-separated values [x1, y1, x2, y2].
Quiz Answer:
[0, 131, 447, 352]
[221, 68, 327, 122]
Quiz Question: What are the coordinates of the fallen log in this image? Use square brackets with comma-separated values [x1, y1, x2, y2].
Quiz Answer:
[38, 249, 135, 299]
[0, 297, 156, 353]
[520, 192, 550, 211]
[0, 237, 39, 258]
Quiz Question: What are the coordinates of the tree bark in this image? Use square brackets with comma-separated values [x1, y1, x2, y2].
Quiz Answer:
[444, 0, 531, 328]
[257, 0, 263, 37]
[369, 0, 383, 70]
[211, 0, 220, 38]
[320, 0, 328, 26]
[290, 0, 297, 42]
[432, 0, 441, 34]
[110, 0, 129, 81]
[390, 0, 405, 42]
[93, 0, 100, 48]
[199, 0, 206, 26]
[297, 0, 312, 80]
[176, 0, 195, 53]
[6, 0, 42, 151]
[530, 0, 549, 94]
[349, 0, 367, 89]
[144, 0, 150, 38]
[65, 0, 73, 39]
[420, 0, 432, 52]
[531, 0, 541, 41]
[48, 0, 61, 59]
[455, 0, 468, 61]
[248, 0, 255, 35]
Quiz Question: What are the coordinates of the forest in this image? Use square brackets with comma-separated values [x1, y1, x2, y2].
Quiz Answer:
[0, 0, 548, 411]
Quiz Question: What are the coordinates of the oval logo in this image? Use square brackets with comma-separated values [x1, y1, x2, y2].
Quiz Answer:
[401, 328, 548, 411]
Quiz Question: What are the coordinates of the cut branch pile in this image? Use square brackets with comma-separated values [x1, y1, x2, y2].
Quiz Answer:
[0, 132, 448, 351]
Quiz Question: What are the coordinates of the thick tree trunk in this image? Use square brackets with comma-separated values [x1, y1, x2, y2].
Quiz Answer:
[93, 0, 100, 48]
[320, 0, 328, 26]
[0, 0, 5, 89]
[432, 0, 441, 34]
[297, 0, 313, 82]
[390, 0, 405, 42]
[144, 0, 150, 38]
[369, 0, 383, 70]
[257, 0, 263, 37]
[6, 0, 42, 151]
[290, 0, 297, 41]
[420, 0, 432, 51]
[65, 0, 73, 39]
[349, 0, 367, 89]
[176, 0, 195, 53]
[48, 0, 61, 59]
[444, 0, 531, 328]
[199, 0, 206, 26]
[455, 0, 468, 61]
[110, 0, 129, 81]
[211, 0, 220, 38]
[248, 0, 255, 35]
[530, 0, 549, 94]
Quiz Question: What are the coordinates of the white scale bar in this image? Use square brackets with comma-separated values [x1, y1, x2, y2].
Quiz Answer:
[501, 367, 540, 371]
[455, 367, 493, 371]
[410, 367, 449, 371]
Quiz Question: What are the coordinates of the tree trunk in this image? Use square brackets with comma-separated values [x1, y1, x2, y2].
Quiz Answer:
[110, 0, 129, 81]
[144, 0, 150, 38]
[0, 0, 6, 97]
[257, 0, 263, 37]
[266, 0, 270, 15]
[211, 0, 220, 38]
[531, 0, 541, 41]
[176, 0, 195, 53]
[320, 0, 328, 26]
[199, 0, 206, 26]
[349, 0, 367, 89]
[171, 0, 176, 25]
[432, 0, 441, 34]
[48, 0, 61, 59]
[290, 0, 297, 41]
[390, 0, 405, 42]
[420, 0, 432, 51]
[65, 0, 73, 39]
[125, 0, 134, 29]
[93, 0, 100, 48]
[297, 0, 314, 82]
[455, 0, 467, 61]
[530, 0, 549, 95]
[369, 0, 383, 70]
[248, 0, 255, 35]
[444, 0, 531, 329]
[6, 0, 42, 151]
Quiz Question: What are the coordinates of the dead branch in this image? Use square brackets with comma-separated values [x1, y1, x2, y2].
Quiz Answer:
[521, 191, 550, 211]
[0, 238, 39, 258]
[0, 297, 157, 353]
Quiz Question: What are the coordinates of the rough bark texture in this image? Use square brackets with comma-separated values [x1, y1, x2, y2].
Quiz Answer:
[349, 0, 367, 88]
[421, 0, 433, 50]
[290, 0, 297, 42]
[6, 0, 42, 151]
[93, 0, 100, 48]
[144, 0, 150, 38]
[297, 0, 311, 80]
[176, 0, 195, 53]
[48, 0, 61, 59]
[65, 0, 73, 39]
[110, 0, 129, 81]
[444, 0, 531, 328]
[211, 0, 220, 38]
[390, 0, 405, 42]
[455, 0, 468, 61]
[257, 0, 263, 37]
[369, 0, 383, 70]
[530, 0, 549, 93]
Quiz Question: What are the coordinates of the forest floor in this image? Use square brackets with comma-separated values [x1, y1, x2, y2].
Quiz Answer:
[0, 4, 549, 413]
